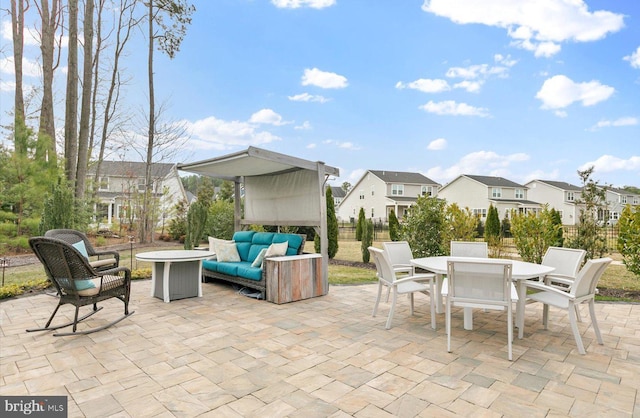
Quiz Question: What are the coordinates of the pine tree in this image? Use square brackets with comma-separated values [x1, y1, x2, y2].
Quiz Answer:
[356, 207, 366, 241]
[388, 209, 400, 241]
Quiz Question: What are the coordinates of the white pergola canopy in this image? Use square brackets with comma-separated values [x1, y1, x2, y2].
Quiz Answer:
[177, 146, 339, 283]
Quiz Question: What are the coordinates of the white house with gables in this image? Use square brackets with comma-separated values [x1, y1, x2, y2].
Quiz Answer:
[525, 179, 584, 226]
[438, 174, 540, 221]
[336, 170, 440, 223]
[87, 161, 187, 227]
[599, 186, 640, 224]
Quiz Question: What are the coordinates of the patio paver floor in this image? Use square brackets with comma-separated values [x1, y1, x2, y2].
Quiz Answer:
[1, 280, 639, 417]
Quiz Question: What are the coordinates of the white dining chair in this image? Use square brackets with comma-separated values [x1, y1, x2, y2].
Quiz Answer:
[369, 247, 436, 330]
[444, 258, 517, 360]
[382, 241, 415, 302]
[450, 241, 488, 258]
[518, 257, 612, 354]
[540, 246, 587, 321]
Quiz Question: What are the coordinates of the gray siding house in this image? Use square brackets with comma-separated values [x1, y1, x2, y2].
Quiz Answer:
[525, 180, 583, 226]
[336, 170, 440, 223]
[438, 174, 540, 221]
[87, 161, 187, 227]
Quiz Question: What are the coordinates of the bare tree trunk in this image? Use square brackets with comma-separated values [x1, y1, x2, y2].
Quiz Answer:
[11, 0, 27, 156]
[89, 0, 105, 160]
[76, 0, 94, 199]
[94, 0, 138, 197]
[65, 0, 79, 185]
[141, 0, 156, 244]
[36, 0, 60, 166]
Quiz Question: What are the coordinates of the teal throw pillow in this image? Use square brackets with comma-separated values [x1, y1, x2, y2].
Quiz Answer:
[72, 240, 89, 259]
[74, 279, 96, 290]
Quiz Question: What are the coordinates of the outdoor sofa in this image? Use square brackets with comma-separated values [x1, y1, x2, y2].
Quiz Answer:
[202, 231, 325, 303]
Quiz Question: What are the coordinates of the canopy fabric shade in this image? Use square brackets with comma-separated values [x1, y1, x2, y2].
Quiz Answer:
[177, 146, 340, 284]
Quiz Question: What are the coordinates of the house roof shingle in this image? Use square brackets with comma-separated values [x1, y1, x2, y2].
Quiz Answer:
[465, 174, 525, 188]
[88, 161, 176, 178]
[370, 170, 439, 185]
[534, 180, 582, 191]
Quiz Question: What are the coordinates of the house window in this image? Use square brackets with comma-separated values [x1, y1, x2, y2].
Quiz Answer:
[138, 178, 146, 192]
[391, 184, 404, 196]
[421, 185, 433, 196]
[492, 188, 502, 198]
[610, 212, 619, 221]
[515, 189, 524, 199]
[371, 186, 375, 196]
[99, 177, 109, 191]
[567, 192, 575, 202]
[473, 208, 487, 218]
[371, 207, 375, 217]
[359, 189, 365, 200]
[634, 196, 639, 205]
[621, 195, 627, 204]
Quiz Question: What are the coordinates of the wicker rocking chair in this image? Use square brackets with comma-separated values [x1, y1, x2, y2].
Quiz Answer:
[44, 229, 120, 271]
[27, 236, 134, 336]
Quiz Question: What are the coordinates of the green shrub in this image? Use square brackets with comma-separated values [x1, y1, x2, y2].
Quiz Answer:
[19, 218, 41, 236]
[361, 219, 373, 263]
[0, 211, 17, 223]
[0, 222, 17, 238]
[131, 268, 152, 280]
[401, 196, 447, 258]
[618, 204, 640, 278]
[0, 278, 50, 300]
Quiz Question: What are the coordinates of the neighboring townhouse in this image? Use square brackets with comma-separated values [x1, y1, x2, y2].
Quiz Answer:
[336, 170, 440, 223]
[438, 174, 541, 221]
[525, 179, 583, 225]
[330, 186, 346, 209]
[599, 186, 640, 224]
[87, 161, 187, 227]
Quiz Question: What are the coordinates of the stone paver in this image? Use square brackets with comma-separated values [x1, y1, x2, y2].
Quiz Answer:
[1, 279, 639, 417]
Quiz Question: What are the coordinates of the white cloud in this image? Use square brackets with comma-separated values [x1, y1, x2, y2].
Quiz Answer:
[623, 46, 640, 69]
[422, 0, 625, 57]
[427, 138, 447, 150]
[271, 0, 335, 9]
[295, 121, 312, 130]
[427, 150, 530, 183]
[1, 21, 40, 46]
[306, 143, 317, 149]
[589, 117, 638, 131]
[184, 116, 282, 150]
[453, 80, 482, 93]
[288, 93, 330, 103]
[1, 80, 15, 92]
[301, 68, 348, 89]
[446, 63, 507, 80]
[323, 139, 361, 150]
[579, 155, 640, 173]
[536, 75, 614, 110]
[395, 78, 450, 93]
[419, 100, 490, 117]
[249, 108, 290, 126]
[0, 56, 42, 77]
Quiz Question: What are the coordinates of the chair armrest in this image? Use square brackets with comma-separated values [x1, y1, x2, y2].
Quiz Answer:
[93, 249, 120, 263]
[394, 274, 435, 285]
[525, 280, 574, 298]
[544, 274, 574, 286]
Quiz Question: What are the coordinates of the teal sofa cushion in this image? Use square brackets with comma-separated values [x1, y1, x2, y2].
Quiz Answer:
[236, 264, 263, 281]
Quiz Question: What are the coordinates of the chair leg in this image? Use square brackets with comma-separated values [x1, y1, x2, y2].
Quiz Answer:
[575, 304, 583, 322]
[568, 302, 586, 354]
[542, 304, 549, 329]
[372, 282, 383, 317]
[385, 289, 398, 329]
[446, 297, 451, 353]
[429, 284, 436, 330]
[384, 285, 391, 303]
[26, 304, 103, 333]
[409, 293, 415, 316]
[507, 305, 513, 361]
[588, 300, 604, 345]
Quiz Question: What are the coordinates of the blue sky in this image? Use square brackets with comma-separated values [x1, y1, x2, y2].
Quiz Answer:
[1, 0, 639, 189]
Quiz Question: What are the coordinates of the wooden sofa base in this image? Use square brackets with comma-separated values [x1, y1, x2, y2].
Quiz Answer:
[202, 253, 326, 304]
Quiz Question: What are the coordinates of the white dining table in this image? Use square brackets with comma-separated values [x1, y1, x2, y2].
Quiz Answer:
[411, 256, 555, 330]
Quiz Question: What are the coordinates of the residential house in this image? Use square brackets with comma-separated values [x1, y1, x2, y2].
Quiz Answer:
[599, 186, 640, 224]
[330, 186, 346, 209]
[336, 170, 440, 223]
[87, 161, 187, 227]
[438, 174, 540, 221]
[525, 179, 583, 225]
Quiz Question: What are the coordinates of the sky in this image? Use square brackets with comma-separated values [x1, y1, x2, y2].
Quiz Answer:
[1, 0, 639, 189]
